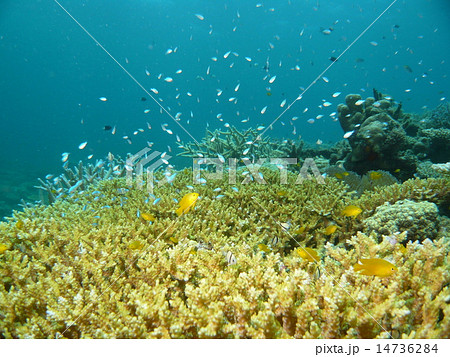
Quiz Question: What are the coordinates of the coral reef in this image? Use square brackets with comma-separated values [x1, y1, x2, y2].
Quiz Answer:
[177, 126, 287, 160]
[176, 97, 449, 182]
[337, 92, 450, 180]
[419, 128, 450, 163]
[0, 165, 449, 338]
[337, 93, 415, 178]
[432, 162, 450, 176]
[363, 199, 439, 241]
[177, 126, 351, 168]
[421, 102, 450, 129]
[325, 167, 398, 196]
[35, 155, 126, 204]
[416, 161, 446, 179]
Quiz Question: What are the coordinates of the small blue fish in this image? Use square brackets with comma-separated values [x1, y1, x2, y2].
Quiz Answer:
[68, 180, 83, 194]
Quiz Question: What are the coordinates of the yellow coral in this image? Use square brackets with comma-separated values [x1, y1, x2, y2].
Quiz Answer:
[0, 169, 449, 338]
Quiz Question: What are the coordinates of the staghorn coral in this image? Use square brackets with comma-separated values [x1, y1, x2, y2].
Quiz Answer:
[35, 155, 126, 204]
[363, 199, 440, 242]
[176, 126, 286, 160]
[176, 126, 349, 167]
[0, 166, 449, 339]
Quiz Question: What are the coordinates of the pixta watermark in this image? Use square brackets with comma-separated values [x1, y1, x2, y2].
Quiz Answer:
[125, 148, 324, 193]
[125, 148, 173, 194]
[193, 157, 325, 185]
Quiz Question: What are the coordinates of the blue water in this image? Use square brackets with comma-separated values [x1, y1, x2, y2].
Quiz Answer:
[0, 0, 449, 216]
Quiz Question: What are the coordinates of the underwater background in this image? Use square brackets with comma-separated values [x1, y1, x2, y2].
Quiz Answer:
[1, 0, 450, 340]
[0, 0, 449, 218]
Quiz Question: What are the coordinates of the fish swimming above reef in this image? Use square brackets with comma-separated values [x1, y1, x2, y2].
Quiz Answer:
[128, 240, 145, 250]
[296, 247, 320, 263]
[0, 244, 9, 254]
[176, 192, 199, 216]
[140, 212, 156, 222]
[403, 65, 413, 73]
[353, 258, 397, 277]
[324, 225, 338, 235]
[369, 171, 383, 180]
[321, 27, 333, 35]
[258, 244, 271, 253]
[341, 205, 362, 218]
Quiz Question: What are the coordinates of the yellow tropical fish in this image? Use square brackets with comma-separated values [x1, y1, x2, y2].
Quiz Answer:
[296, 247, 320, 263]
[341, 205, 362, 217]
[0, 244, 9, 254]
[140, 212, 156, 222]
[169, 236, 179, 244]
[276, 190, 288, 197]
[294, 226, 307, 235]
[258, 244, 271, 253]
[369, 171, 383, 180]
[334, 173, 343, 179]
[324, 224, 338, 235]
[353, 258, 397, 277]
[15, 220, 24, 230]
[342, 172, 350, 176]
[128, 240, 145, 250]
[176, 192, 199, 216]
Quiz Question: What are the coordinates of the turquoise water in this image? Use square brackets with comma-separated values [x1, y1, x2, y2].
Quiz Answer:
[0, 0, 449, 217]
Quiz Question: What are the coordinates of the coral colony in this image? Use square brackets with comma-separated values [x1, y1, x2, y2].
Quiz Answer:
[0, 93, 449, 338]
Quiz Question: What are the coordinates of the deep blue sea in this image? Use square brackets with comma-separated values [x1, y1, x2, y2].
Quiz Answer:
[0, 0, 449, 218]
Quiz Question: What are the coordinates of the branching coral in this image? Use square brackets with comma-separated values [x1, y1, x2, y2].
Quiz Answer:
[0, 165, 449, 338]
[34, 155, 126, 204]
[176, 126, 286, 160]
